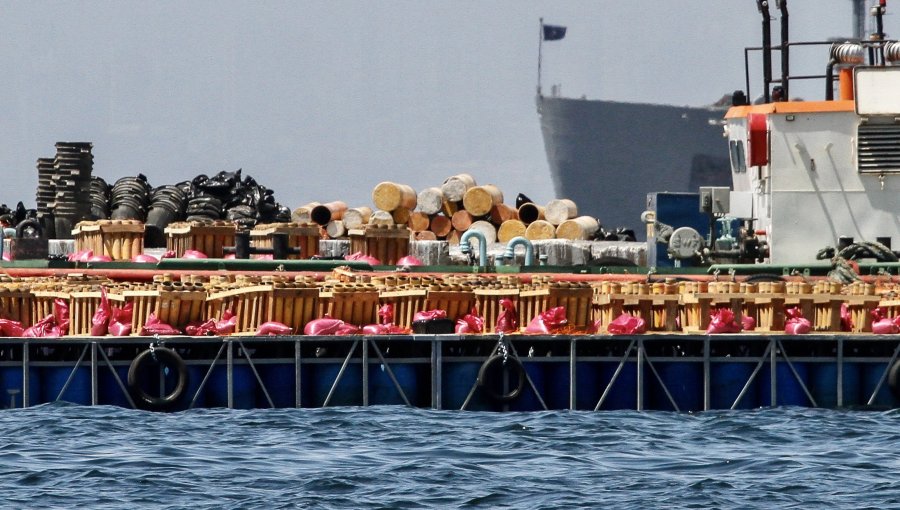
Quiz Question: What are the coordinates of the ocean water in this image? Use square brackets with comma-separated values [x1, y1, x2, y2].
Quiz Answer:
[1, 405, 899, 509]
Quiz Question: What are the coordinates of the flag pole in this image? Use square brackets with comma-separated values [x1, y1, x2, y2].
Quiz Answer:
[537, 17, 543, 96]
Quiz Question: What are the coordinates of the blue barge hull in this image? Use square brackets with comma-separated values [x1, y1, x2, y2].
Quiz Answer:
[1, 334, 898, 411]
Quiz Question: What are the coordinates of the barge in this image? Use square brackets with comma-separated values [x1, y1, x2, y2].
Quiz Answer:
[3, 0, 900, 412]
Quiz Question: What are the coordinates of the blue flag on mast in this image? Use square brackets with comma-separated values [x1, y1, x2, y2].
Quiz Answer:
[542, 24, 567, 41]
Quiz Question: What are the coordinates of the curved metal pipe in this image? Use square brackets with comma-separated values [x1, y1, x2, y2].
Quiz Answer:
[459, 229, 488, 266]
[503, 236, 534, 266]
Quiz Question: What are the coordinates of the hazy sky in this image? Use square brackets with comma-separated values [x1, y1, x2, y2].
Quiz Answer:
[0, 1, 877, 214]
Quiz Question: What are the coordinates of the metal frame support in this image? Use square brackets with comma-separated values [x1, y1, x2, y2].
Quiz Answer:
[295, 339, 302, 408]
[637, 339, 644, 411]
[227, 340, 234, 409]
[22, 342, 29, 408]
[432, 339, 442, 410]
[91, 342, 98, 406]
[569, 338, 577, 411]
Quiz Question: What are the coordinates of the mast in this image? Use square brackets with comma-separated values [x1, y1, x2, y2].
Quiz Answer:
[852, 0, 866, 40]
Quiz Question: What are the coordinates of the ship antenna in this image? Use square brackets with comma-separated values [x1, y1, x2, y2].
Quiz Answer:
[537, 17, 544, 97]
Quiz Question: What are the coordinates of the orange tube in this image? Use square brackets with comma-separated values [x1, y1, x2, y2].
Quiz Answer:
[839, 67, 854, 101]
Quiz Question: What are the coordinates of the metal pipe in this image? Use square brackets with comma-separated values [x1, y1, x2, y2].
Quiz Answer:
[778, 0, 789, 98]
[503, 236, 535, 266]
[757, 0, 773, 103]
[825, 59, 836, 101]
[433, 339, 442, 410]
[459, 229, 488, 266]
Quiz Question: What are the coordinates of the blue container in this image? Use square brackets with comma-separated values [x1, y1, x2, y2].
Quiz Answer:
[41, 365, 92, 405]
[860, 362, 894, 407]
[597, 361, 639, 410]
[441, 361, 483, 411]
[369, 361, 418, 406]
[509, 360, 547, 412]
[98, 365, 132, 408]
[757, 361, 810, 407]
[257, 363, 296, 408]
[310, 362, 362, 407]
[710, 362, 758, 410]
[651, 361, 703, 412]
[206, 365, 257, 409]
[1, 366, 41, 408]
[573, 361, 603, 411]
[178, 364, 208, 409]
[809, 362, 862, 408]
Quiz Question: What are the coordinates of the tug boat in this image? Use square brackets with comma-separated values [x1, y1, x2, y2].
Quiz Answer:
[1, 1, 900, 413]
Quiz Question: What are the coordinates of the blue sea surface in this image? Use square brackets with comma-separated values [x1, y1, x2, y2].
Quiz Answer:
[1, 405, 899, 508]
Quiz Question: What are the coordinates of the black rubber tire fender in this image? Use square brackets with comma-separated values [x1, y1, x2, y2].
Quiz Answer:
[127, 347, 188, 409]
[477, 354, 526, 403]
[744, 273, 785, 283]
[15, 218, 43, 239]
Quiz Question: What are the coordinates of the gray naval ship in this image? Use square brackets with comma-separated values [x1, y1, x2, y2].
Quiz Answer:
[536, 88, 731, 238]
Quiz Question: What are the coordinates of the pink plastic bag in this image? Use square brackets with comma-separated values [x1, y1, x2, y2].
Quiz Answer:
[88, 254, 113, 262]
[607, 312, 647, 335]
[397, 255, 423, 266]
[131, 253, 159, 263]
[24, 315, 61, 338]
[345, 251, 382, 265]
[90, 287, 112, 336]
[140, 313, 181, 336]
[496, 298, 519, 334]
[707, 308, 742, 334]
[741, 315, 757, 331]
[414, 310, 447, 322]
[378, 304, 395, 325]
[526, 306, 568, 334]
[303, 316, 360, 336]
[108, 302, 133, 337]
[841, 303, 853, 332]
[362, 323, 408, 335]
[870, 307, 900, 334]
[54, 298, 69, 336]
[0, 318, 24, 337]
[182, 249, 208, 259]
[68, 249, 93, 262]
[455, 308, 484, 334]
[256, 321, 293, 336]
[784, 307, 812, 335]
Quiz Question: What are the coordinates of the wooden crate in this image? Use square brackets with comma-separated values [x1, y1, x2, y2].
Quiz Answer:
[811, 295, 844, 332]
[518, 286, 594, 330]
[425, 290, 475, 322]
[123, 290, 160, 335]
[73, 220, 145, 260]
[68, 291, 126, 336]
[379, 289, 427, 329]
[267, 287, 319, 332]
[31, 290, 70, 327]
[250, 223, 321, 259]
[846, 295, 882, 333]
[474, 288, 519, 333]
[320, 289, 379, 326]
[348, 225, 410, 265]
[165, 221, 236, 258]
[207, 285, 271, 334]
[592, 291, 625, 331]
[0, 287, 33, 326]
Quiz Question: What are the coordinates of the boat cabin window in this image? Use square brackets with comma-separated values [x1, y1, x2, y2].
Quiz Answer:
[729, 140, 747, 173]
